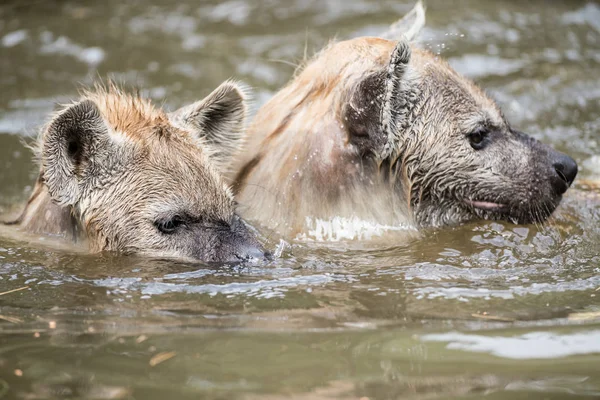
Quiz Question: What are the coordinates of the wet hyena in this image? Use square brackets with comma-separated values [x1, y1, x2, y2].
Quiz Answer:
[5, 82, 266, 262]
[230, 3, 577, 239]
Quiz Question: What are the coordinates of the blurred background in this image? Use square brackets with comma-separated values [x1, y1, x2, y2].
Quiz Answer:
[0, 1, 599, 399]
[1, 0, 600, 206]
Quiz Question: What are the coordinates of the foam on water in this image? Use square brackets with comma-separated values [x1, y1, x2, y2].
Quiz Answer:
[39, 31, 105, 66]
[422, 330, 600, 360]
[92, 273, 357, 299]
[414, 275, 600, 301]
[298, 216, 415, 241]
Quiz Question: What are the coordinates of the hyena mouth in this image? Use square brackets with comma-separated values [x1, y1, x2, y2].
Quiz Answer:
[464, 199, 507, 212]
[463, 197, 559, 224]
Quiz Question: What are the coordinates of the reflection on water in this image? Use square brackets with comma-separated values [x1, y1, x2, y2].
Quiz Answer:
[0, 0, 599, 399]
[422, 330, 600, 359]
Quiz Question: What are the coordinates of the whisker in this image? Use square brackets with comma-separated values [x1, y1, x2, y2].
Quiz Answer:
[267, 58, 300, 69]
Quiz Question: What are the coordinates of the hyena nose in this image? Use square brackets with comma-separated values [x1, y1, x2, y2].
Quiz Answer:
[552, 153, 578, 191]
[234, 244, 271, 262]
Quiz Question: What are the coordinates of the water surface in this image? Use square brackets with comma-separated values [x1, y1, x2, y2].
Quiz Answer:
[1, 0, 599, 399]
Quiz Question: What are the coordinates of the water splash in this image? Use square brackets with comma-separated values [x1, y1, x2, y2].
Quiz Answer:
[298, 216, 415, 241]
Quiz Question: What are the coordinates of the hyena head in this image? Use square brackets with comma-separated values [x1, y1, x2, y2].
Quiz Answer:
[40, 82, 265, 262]
[346, 39, 578, 227]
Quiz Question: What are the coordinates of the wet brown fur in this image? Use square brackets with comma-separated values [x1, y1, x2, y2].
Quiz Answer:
[231, 39, 420, 236]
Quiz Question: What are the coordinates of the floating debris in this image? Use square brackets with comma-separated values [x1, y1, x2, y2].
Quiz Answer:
[149, 351, 176, 367]
[471, 313, 515, 322]
[135, 335, 148, 344]
[0, 315, 23, 323]
[568, 311, 600, 321]
[0, 286, 29, 296]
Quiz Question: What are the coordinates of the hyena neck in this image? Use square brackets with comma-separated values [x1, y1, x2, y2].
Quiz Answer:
[236, 150, 417, 238]
[10, 173, 83, 241]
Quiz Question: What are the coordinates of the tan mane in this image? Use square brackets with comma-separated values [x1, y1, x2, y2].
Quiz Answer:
[81, 83, 168, 140]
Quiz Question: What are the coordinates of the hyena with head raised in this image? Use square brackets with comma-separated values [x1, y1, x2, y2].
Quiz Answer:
[5, 82, 266, 262]
[231, 2, 577, 239]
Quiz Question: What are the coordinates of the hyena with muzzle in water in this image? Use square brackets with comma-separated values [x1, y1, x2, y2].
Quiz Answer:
[4, 82, 267, 262]
[230, 2, 577, 239]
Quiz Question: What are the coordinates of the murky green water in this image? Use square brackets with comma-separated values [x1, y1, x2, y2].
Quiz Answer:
[1, 0, 600, 398]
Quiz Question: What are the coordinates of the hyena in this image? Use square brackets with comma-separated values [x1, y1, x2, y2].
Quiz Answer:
[4, 82, 266, 262]
[230, 2, 578, 239]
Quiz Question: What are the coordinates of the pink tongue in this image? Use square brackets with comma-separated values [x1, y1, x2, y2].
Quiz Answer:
[469, 200, 505, 210]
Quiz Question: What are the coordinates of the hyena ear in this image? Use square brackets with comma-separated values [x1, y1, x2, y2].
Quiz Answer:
[381, 0, 425, 41]
[344, 40, 413, 159]
[42, 100, 111, 206]
[168, 81, 248, 171]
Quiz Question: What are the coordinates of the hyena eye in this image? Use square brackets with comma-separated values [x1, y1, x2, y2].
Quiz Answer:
[467, 129, 489, 150]
[155, 215, 186, 234]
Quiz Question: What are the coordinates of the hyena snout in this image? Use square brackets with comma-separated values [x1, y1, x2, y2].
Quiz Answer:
[518, 130, 578, 196]
[549, 151, 578, 194]
[233, 242, 269, 262]
[210, 216, 270, 263]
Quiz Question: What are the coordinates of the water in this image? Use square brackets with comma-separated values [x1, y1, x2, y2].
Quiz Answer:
[1, 0, 600, 398]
